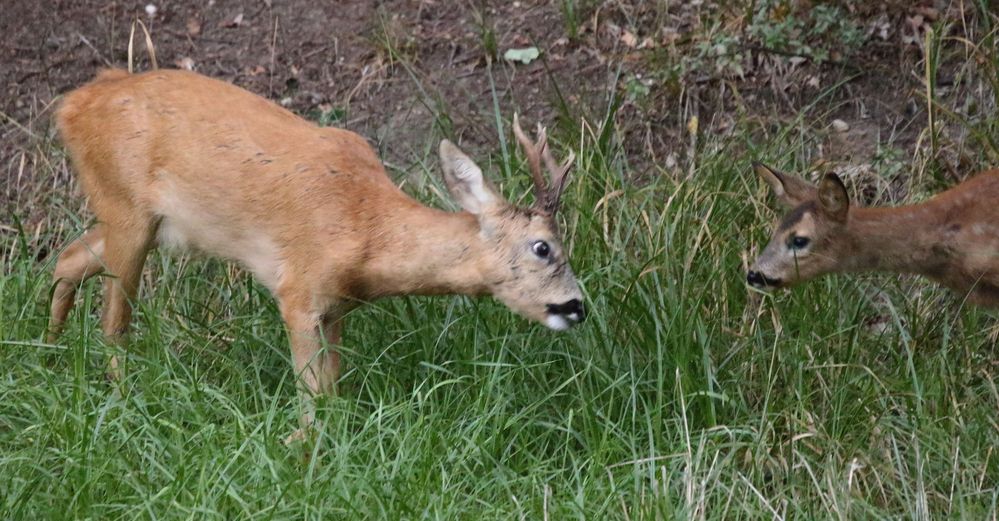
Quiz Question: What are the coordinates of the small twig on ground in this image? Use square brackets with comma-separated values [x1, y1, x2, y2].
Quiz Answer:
[0, 110, 41, 140]
[269, 16, 280, 97]
[77, 32, 113, 67]
[300, 44, 330, 61]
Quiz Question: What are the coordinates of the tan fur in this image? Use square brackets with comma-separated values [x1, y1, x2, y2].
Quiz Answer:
[750, 163, 999, 307]
[49, 69, 583, 431]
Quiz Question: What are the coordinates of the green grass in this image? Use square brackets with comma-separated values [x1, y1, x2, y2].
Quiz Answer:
[3, 7, 999, 517]
[2, 119, 997, 519]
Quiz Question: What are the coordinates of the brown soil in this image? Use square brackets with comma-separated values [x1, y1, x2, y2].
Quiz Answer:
[0, 0, 987, 221]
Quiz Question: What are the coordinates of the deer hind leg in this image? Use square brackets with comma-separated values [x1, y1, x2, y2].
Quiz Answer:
[99, 217, 157, 375]
[48, 225, 107, 340]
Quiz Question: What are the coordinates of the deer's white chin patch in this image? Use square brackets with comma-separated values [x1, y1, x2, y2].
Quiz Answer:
[544, 314, 571, 331]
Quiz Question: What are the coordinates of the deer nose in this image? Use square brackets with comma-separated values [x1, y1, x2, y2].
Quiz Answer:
[747, 270, 781, 288]
[547, 298, 586, 323]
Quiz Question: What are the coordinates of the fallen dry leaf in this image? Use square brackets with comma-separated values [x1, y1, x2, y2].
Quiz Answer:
[186, 17, 201, 36]
[661, 28, 681, 45]
[687, 115, 699, 136]
[914, 6, 939, 20]
[620, 30, 638, 48]
[221, 12, 243, 28]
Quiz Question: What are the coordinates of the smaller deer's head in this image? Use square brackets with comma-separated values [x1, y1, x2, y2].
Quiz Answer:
[748, 162, 851, 289]
[437, 116, 584, 330]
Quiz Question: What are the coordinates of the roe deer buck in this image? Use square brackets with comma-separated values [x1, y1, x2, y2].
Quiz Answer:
[748, 162, 999, 307]
[49, 68, 585, 434]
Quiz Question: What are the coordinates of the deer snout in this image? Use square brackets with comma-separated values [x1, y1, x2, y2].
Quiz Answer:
[545, 298, 586, 330]
[747, 270, 782, 288]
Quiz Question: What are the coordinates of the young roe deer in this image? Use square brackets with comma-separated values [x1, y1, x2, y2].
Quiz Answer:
[748, 162, 999, 307]
[49, 68, 586, 431]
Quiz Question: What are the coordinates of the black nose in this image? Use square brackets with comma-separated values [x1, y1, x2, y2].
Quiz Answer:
[747, 270, 781, 288]
[546, 298, 586, 323]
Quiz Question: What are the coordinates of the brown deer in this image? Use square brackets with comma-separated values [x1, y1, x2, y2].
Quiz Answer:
[49, 68, 585, 435]
[748, 161, 999, 307]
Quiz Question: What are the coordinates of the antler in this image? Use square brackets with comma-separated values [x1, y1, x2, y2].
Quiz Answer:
[512, 114, 576, 215]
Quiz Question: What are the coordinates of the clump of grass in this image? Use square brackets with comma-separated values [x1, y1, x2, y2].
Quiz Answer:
[560, 0, 581, 42]
[470, 8, 498, 64]
[369, 9, 418, 69]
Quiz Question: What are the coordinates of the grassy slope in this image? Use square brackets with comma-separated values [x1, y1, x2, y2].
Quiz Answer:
[3, 18, 999, 521]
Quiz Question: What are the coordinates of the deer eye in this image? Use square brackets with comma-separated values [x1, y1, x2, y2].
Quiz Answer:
[532, 240, 551, 258]
[789, 236, 811, 250]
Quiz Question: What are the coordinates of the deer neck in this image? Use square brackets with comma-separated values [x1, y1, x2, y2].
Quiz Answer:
[358, 203, 493, 299]
[843, 203, 951, 277]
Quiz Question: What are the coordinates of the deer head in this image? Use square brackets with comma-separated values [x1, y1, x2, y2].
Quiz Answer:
[747, 162, 851, 289]
[436, 116, 584, 330]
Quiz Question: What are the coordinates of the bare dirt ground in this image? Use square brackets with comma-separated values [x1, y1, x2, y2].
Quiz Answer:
[0, 0, 988, 225]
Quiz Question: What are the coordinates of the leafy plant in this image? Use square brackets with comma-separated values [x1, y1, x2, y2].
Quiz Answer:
[748, 2, 866, 63]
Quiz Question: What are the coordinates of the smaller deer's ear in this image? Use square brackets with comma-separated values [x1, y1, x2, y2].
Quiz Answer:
[439, 140, 500, 215]
[817, 173, 849, 222]
[753, 161, 816, 208]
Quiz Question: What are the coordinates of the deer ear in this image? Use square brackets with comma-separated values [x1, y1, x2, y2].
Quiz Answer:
[753, 161, 816, 208]
[817, 173, 850, 222]
[439, 140, 501, 215]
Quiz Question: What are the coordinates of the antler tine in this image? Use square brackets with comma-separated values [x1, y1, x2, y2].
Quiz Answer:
[514, 115, 576, 214]
[512, 114, 549, 200]
[541, 141, 574, 208]
[554, 154, 576, 212]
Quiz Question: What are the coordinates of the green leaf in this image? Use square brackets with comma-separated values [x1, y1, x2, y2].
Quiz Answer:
[502, 46, 540, 65]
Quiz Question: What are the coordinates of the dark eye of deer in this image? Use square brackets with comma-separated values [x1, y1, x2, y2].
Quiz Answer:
[789, 236, 810, 250]
[532, 240, 551, 258]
